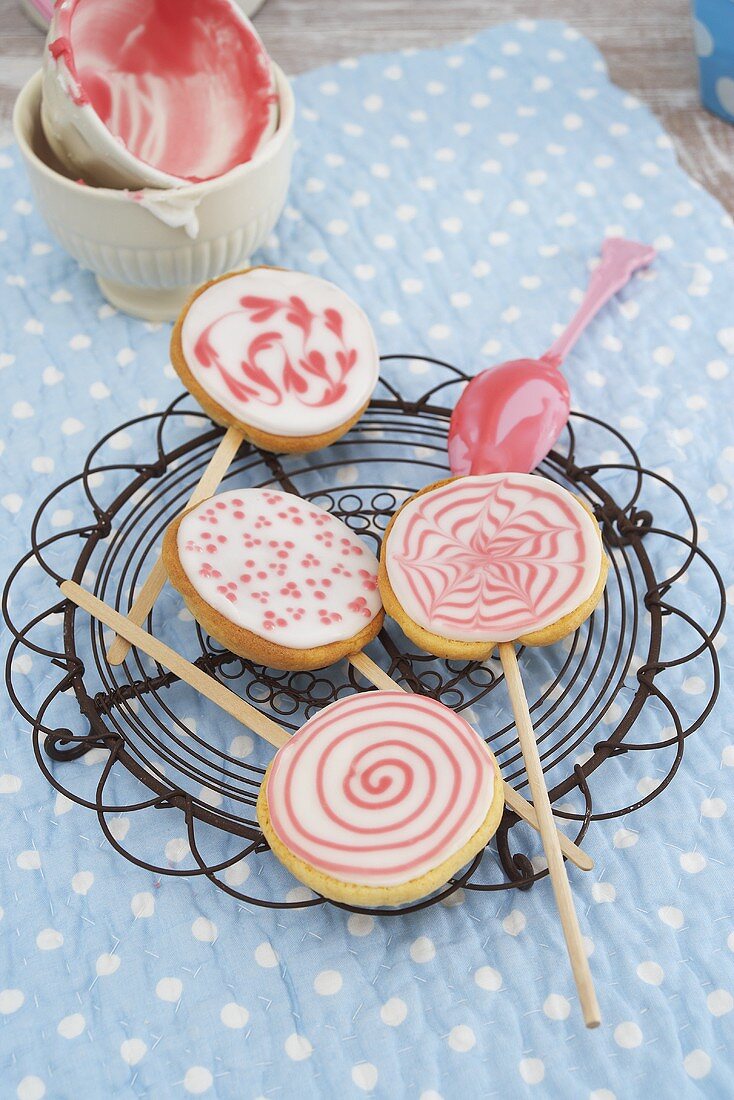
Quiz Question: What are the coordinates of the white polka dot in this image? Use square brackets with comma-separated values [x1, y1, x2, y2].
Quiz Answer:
[428, 324, 451, 340]
[69, 334, 91, 350]
[285, 1033, 312, 1061]
[363, 94, 383, 112]
[16, 850, 40, 870]
[192, 917, 217, 942]
[419, 1093, 443, 1100]
[475, 966, 502, 991]
[255, 942, 279, 967]
[72, 871, 94, 895]
[17, 1077, 45, 1100]
[519, 1058, 545, 1085]
[58, 1013, 85, 1039]
[614, 1021, 642, 1049]
[0, 774, 22, 793]
[351, 1063, 378, 1092]
[402, 278, 423, 294]
[165, 838, 189, 864]
[680, 851, 707, 874]
[589, 1092, 616, 1100]
[314, 969, 342, 996]
[131, 892, 155, 918]
[31, 456, 54, 474]
[327, 219, 348, 236]
[12, 401, 34, 419]
[347, 914, 373, 937]
[448, 1025, 476, 1052]
[0, 989, 24, 1014]
[61, 418, 84, 435]
[636, 961, 664, 986]
[613, 828, 639, 849]
[658, 906, 684, 929]
[410, 936, 435, 963]
[707, 359, 729, 380]
[701, 796, 726, 818]
[156, 977, 182, 1002]
[380, 997, 408, 1026]
[117, 347, 136, 366]
[354, 264, 375, 280]
[502, 909, 526, 936]
[441, 216, 462, 234]
[396, 203, 417, 221]
[707, 989, 733, 1016]
[96, 953, 120, 977]
[36, 928, 63, 951]
[543, 994, 571, 1020]
[183, 1066, 212, 1094]
[684, 1050, 711, 1079]
[220, 1002, 249, 1028]
[117, 1038, 147, 1066]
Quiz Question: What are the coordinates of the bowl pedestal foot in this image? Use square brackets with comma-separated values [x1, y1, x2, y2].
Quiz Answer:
[95, 277, 203, 323]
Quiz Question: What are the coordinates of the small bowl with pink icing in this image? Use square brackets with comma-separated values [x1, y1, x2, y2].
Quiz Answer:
[13, 0, 294, 321]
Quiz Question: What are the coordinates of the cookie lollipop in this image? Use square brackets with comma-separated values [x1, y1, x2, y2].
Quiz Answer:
[108, 266, 379, 665]
[448, 238, 655, 477]
[63, 580, 593, 880]
[380, 473, 607, 1027]
[162, 487, 383, 671]
[257, 691, 504, 906]
[171, 266, 380, 454]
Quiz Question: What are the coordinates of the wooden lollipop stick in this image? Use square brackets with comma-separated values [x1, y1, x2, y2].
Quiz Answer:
[498, 642, 600, 1029]
[107, 426, 244, 665]
[62, 580, 289, 749]
[347, 650, 593, 874]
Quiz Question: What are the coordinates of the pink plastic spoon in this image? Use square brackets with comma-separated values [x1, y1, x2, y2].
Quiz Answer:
[448, 238, 656, 476]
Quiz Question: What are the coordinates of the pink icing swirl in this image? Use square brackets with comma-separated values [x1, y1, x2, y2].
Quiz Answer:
[266, 692, 495, 886]
[386, 474, 602, 643]
[180, 270, 379, 439]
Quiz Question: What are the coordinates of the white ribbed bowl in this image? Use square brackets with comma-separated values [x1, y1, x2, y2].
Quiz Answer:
[13, 66, 295, 321]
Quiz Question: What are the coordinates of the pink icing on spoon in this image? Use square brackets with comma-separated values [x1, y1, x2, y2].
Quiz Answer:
[448, 238, 656, 476]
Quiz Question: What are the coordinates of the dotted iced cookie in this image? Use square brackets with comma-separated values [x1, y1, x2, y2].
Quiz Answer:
[163, 487, 384, 670]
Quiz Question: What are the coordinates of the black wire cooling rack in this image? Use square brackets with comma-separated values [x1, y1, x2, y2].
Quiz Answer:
[3, 355, 726, 915]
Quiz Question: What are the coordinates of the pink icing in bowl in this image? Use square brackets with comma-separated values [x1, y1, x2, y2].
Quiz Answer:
[43, 0, 278, 187]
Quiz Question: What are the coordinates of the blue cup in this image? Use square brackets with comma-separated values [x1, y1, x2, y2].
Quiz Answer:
[693, 0, 734, 123]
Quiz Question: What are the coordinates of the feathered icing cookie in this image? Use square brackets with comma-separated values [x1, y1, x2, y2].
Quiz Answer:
[162, 487, 384, 671]
[171, 267, 380, 453]
[379, 473, 608, 661]
[257, 691, 504, 906]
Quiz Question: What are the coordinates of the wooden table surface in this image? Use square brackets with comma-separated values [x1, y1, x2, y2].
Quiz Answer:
[1, 0, 732, 209]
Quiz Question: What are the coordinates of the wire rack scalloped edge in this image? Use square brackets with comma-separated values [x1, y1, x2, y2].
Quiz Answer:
[3, 355, 726, 916]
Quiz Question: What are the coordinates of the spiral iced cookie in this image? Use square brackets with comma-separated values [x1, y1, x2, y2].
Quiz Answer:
[257, 691, 504, 906]
[162, 487, 384, 671]
[171, 267, 380, 453]
[380, 473, 608, 661]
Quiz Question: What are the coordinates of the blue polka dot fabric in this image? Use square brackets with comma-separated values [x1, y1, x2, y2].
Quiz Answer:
[1, 21, 733, 1100]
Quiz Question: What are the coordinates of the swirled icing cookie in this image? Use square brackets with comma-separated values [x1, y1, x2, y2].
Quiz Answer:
[162, 487, 384, 670]
[380, 474, 608, 660]
[257, 691, 504, 905]
[171, 268, 380, 453]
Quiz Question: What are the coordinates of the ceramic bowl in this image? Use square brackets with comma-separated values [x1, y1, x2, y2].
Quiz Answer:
[13, 65, 295, 322]
[40, 0, 279, 190]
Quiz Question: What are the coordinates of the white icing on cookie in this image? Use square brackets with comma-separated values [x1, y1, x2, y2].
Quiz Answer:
[386, 473, 602, 643]
[176, 487, 382, 648]
[180, 269, 379, 438]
